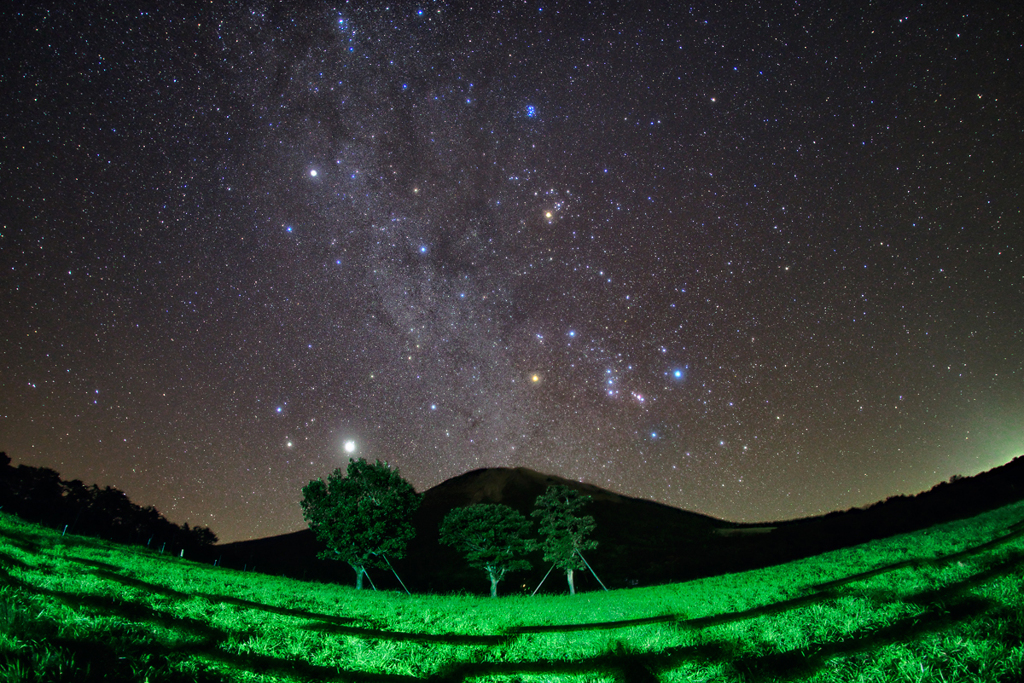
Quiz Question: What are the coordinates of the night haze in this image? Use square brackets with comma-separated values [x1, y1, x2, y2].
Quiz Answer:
[1, 1, 1021, 544]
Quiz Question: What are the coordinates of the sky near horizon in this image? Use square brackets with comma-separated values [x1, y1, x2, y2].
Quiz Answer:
[2, 1, 1022, 543]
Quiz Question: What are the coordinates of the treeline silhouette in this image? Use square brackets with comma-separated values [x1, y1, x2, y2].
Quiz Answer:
[0, 451, 216, 556]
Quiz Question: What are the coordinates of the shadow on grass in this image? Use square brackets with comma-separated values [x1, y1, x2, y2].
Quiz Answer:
[0, 550, 31, 570]
[3, 515, 1023, 683]
[506, 587, 844, 635]
[74, 556, 124, 572]
[435, 641, 735, 683]
[440, 552, 1024, 683]
[905, 550, 1024, 606]
[812, 523, 1024, 592]
[196, 593, 365, 627]
[1, 565, 423, 682]
[0, 527, 46, 553]
[75, 556, 505, 645]
[301, 620, 511, 645]
[1, 599, 420, 683]
[6, 572, 224, 643]
[727, 595, 996, 682]
[508, 520, 1024, 637]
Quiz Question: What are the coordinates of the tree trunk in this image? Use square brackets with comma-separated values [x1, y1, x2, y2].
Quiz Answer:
[567, 568, 576, 596]
[489, 571, 499, 598]
[352, 564, 365, 589]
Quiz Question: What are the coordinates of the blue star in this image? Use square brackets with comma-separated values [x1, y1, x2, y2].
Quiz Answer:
[526, 105, 537, 118]
[668, 366, 687, 382]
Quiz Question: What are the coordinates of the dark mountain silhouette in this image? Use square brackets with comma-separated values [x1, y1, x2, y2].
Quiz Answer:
[213, 456, 1024, 594]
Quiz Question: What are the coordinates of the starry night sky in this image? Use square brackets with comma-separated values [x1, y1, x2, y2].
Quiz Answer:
[2, 1, 1022, 543]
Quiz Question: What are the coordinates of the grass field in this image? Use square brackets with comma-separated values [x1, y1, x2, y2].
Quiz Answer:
[2, 501, 1024, 682]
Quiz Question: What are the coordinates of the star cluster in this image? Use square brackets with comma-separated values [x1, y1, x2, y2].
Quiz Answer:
[1, 1, 1021, 542]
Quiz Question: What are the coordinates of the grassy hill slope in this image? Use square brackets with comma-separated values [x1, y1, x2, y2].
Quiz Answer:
[3, 498, 1024, 681]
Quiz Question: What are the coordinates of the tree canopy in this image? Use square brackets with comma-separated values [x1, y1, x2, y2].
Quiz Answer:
[439, 503, 533, 597]
[300, 458, 420, 589]
[532, 485, 597, 595]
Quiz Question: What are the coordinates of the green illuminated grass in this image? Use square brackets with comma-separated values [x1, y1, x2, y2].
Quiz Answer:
[2, 501, 1024, 682]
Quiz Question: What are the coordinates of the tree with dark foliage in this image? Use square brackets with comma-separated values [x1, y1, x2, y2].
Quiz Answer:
[532, 485, 597, 595]
[439, 503, 533, 597]
[301, 458, 420, 589]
